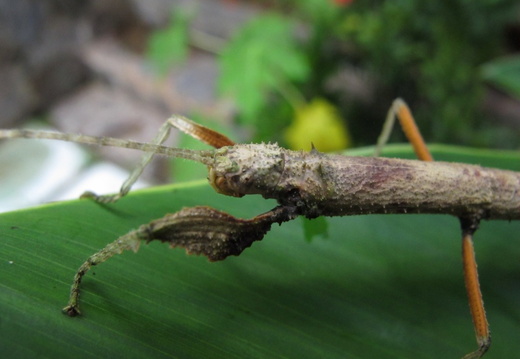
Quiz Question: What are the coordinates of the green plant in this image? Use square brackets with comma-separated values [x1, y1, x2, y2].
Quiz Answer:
[147, 9, 192, 75]
[146, 1, 520, 149]
[482, 55, 520, 100]
[218, 14, 309, 125]
[217, 3, 351, 149]
[147, 2, 353, 151]
[340, 1, 520, 147]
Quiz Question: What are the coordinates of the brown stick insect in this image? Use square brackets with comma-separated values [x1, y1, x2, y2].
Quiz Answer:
[0, 99, 518, 359]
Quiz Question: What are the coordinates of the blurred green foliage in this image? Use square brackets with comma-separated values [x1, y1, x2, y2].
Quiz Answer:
[218, 14, 309, 124]
[340, 0, 520, 148]
[147, 9, 191, 75]
[148, 0, 520, 149]
[482, 55, 520, 100]
[218, 1, 349, 145]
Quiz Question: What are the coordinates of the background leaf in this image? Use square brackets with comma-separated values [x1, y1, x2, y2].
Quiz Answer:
[218, 14, 309, 122]
[481, 55, 520, 100]
[147, 10, 191, 74]
[0, 145, 519, 359]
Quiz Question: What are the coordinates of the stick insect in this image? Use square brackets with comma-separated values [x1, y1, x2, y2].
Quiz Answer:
[0, 99, 518, 359]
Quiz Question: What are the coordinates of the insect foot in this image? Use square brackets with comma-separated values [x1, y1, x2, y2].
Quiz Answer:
[62, 304, 81, 317]
[63, 205, 296, 316]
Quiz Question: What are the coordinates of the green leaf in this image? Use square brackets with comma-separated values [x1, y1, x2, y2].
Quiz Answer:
[302, 216, 329, 242]
[147, 10, 191, 74]
[297, 0, 340, 24]
[1, 145, 519, 358]
[481, 55, 520, 100]
[218, 14, 309, 122]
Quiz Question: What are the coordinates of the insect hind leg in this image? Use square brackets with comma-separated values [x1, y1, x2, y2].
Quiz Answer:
[460, 216, 491, 359]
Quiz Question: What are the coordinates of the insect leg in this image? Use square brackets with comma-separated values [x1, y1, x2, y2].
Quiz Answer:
[374, 98, 433, 161]
[63, 205, 296, 316]
[169, 116, 235, 149]
[460, 216, 490, 359]
[376, 99, 492, 357]
[81, 115, 235, 203]
[62, 229, 144, 316]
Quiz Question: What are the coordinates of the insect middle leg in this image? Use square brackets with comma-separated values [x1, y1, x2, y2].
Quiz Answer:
[81, 116, 235, 203]
[374, 98, 433, 161]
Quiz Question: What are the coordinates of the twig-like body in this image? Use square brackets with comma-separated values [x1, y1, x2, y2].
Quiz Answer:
[3, 129, 518, 221]
[208, 144, 520, 220]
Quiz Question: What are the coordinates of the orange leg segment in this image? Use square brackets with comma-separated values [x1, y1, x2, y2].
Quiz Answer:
[381, 99, 491, 358]
[374, 98, 433, 161]
[170, 117, 235, 148]
[394, 99, 434, 162]
[461, 218, 491, 359]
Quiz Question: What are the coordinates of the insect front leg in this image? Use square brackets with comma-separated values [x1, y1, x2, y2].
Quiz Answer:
[81, 115, 235, 203]
[63, 205, 296, 316]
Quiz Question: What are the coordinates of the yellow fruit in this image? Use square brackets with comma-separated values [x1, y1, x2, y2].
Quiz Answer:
[285, 98, 351, 152]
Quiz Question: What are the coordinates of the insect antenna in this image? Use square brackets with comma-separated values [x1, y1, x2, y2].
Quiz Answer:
[0, 129, 215, 166]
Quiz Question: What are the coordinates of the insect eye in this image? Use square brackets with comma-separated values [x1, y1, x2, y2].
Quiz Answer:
[208, 168, 244, 198]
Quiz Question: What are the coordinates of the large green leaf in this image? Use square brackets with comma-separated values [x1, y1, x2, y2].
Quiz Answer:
[0, 145, 519, 359]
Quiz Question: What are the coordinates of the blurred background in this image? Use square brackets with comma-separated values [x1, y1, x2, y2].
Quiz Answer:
[0, 0, 519, 211]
